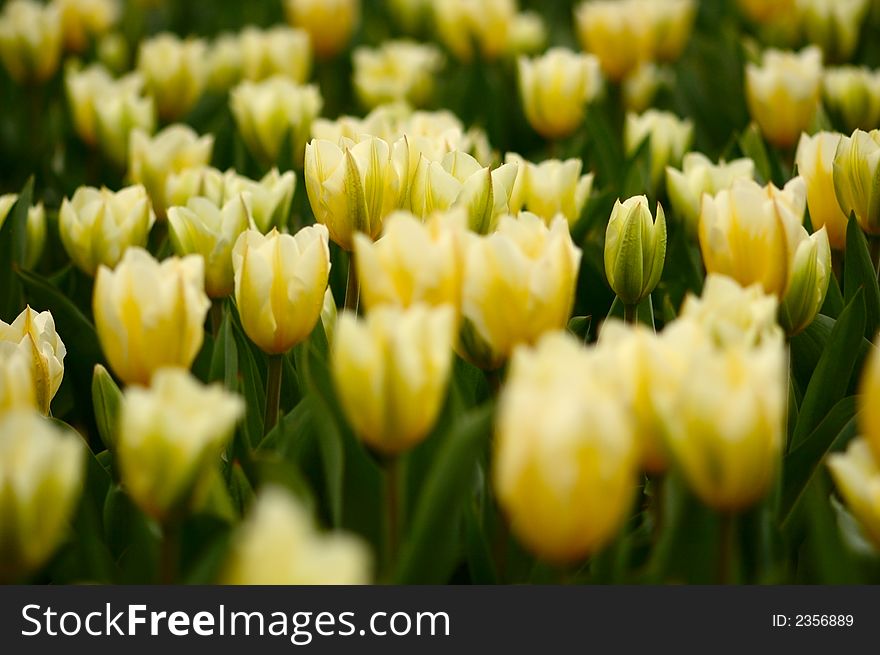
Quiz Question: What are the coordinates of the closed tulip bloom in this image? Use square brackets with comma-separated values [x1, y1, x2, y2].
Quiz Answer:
[239, 26, 311, 83]
[355, 210, 464, 313]
[93, 248, 210, 386]
[164, 166, 226, 209]
[56, 0, 118, 53]
[574, 0, 653, 82]
[0, 194, 46, 270]
[832, 129, 880, 235]
[232, 225, 331, 355]
[305, 136, 407, 250]
[353, 40, 444, 109]
[796, 0, 869, 64]
[796, 132, 848, 250]
[92, 74, 155, 165]
[823, 67, 880, 133]
[0, 307, 66, 415]
[230, 76, 323, 167]
[604, 196, 667, 307]
[827, 438, 880, 549]
[506, 154, 593, 227]
[117, 368, 244, 520]
[168, 195, 250, 298]
[494, 331, 638, 562]
[137, 33, 209, 121]
[648, 0, 696, 63]
[0, 411, 84, 582]
[65, 63, 115, 145]
[666, 152, 755, 238]
[518, 48, 601, 140]
[332, 304, 455, 455]
[128, 125, 214, 217]
[624, 109, 694, 188]
[223, 486, 371, 584]
[461, 214, 582, 369]
[745, 47, 823, 149]
[0, 0, 62, 84]
[207, 32, 243, 91]
[284, 0, 359, 59]
[59, 184, 156, 276]
[0, 344, 36, 413]
[432, 0, 518, 62]
[779, 226, 831, 335]
[859, 339, 880, 462]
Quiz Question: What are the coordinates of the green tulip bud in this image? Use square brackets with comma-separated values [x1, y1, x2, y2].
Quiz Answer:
[604, 195, 667, 307]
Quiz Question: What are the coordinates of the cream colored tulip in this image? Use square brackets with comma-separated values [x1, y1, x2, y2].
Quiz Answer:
[239, 26, 311, 83]
[90, 72, 155, 165]
[59, 184, 156, 276]
[0, 0, 62, 83]
[823, 67, 880, 134]
[207, 32, 243, 92]
[574, 0, 653, 82]
[0, 343, 36, 413]
[432, 0, 518, 62]
[232, 225, 331, 354]
[779, 226, 831, 336]
[506, 11, 546, 56]
[796, 132, 848, 250]
[353, 40, 444, 109]
[624, 109, 694, 188]
[137, 33, 209, 121]
[796, 0, 869, 64]
[332, 304, 455, 455]
[0, 307, 66, 415]
[56, 0, 118, 53]
[93, 248, 210, 385]
[284, 0, 359, 59]
[833, 129, 880, 235]
[859, 339, 880, 462]
[827, 438, 880, 549]
[506, 154, 592, 227]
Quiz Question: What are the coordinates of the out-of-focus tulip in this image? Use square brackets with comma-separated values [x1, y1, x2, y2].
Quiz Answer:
[779, 226, 830, 335]
[96, 31, 128, 73]
[604, 196, 667, 307]
[232, 225, 331, 355]
[230, 76, 322, 168]
[795, 0, 869, 64]
[0, 307, 66, 415]
[824, 67, 880, 134]
[332, 304, 455, 455]
[223, 486, 371, 584]
[168, 195, 250, 298]
[622, 62, 672, 113]
[827, 438, 880, 548]
[56, 0, 118, 53]
[517, 47, 601, 140]
[239, 26, 311, 83]
[353, 40, 444, 109]
[648, 0, 696, 63]
[59, 184, 155, 276]
[0, 410, 84, 582]
[625, 109, 694, 188]
[574, 0, 652, 82]
[127, 125, 214, 217]
[833, 129, 880, 235]
[460, 213, 582, 369]
[207, 32, 243, 92]
[0, 344, 36, 413]
[0, 194, 47, 269]
[321, 287, 337, 345]
[796, 132, 849, 250]
[745, 47, 823, 149]
[93, 248, 210, 385]
[117, 368, 243, 520]
[355, 210, 464, 313]
[494, 331, 637, 562]
[432, 0, 518, 62]
[859, 339, 880, 462]
[305, 136, 407, 250]
[738, 0, 795, 22]
[0, 0, 62, 84]
[137, 33, 209, 121]
[283, 0, 359, 59]
[506, 154, 592, 227]
[387, 0, 431, 34]
[666, 153, 755, 238]
[506, 11, 546, 56]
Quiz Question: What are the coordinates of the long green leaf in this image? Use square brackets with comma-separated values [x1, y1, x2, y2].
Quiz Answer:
[0, 177, 33, 320]
[844, 213, 880, 340]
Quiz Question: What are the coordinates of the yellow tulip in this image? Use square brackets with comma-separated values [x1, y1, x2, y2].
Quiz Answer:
[432, 0, 518, 62]
[0, 410, 84, 582]
[59, 184, 156, 276]
[137, 33, 209, 121]
[0, 343, 36, 413]
[738, 0, 795, 22]
[779, 226, 831, 336]
[624, 109, 694, 188]
[827, 437, 880, 549]
[604, 196, 667, 307]
[0, 306, 66, 415]
[93, 248, 210, 386]
[283, 0, 359, 59]
[56, 0, 118, 53]
[223, 486, 371, 584]
[506, 154, 593, 227]
[239, 25, 311, 83]
[797, 131, 848, 245]
[833, 129, 880, 235]
[117, 368, 244, 520]
[494, 331, 637, 562]
[648, 0, 696, 63]
[207, 32, 243, 92]
[859, 339, 880, 462]
[232, 225, 331, 355]
[0, 0, 62, 84]
[823, 67, 880, 133]
[796, 0, 869, 64]
[353, 40, 444, 109]
[574, 0, 653, 82]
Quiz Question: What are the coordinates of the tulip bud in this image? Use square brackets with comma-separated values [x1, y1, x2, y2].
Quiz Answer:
[494, 331, 638, 562]
[779, 227, 831, 336]
[0, 307, 66, 415]
[699, 177, 807, 297]
[506, 154, 593, 227]
[666, 152, 755, 238]
[93, 248, 210, 385]
[230, 76, 323, 168]
[168, 195, 250, 298]
[823, 67, 880, 134]
[0, 411, 84, 582]
[432, 0, 518, 62]
[283, 0, 359, 59]
[575, 0, 651, 81]
[232, 225, 331, 354]
[745, 47, 823, 149]
[56, 0, 118, 54]
[827, 437, 880, 549]
[137, 33, 209, 122]
[859, 337, 880, 462]
[332, 304, 455, 455]
[207, 32, 243, 92]
[239, 26, 311, 83]
[353, 40, 444, 109]
[97, 31, 129, 73]
[832, 129, 880, 235]
[517, 47, 602, 140]
[225, 168, 296, 234]
[118, 368, 244, 520]
[59, 184, 156, 276]
[0, 343, 36, 413]
[0, 194, 46, 270]
[223, 486, 371, 584]
[0, 0, 62, 84]
[604, 196, 666, 307]
[624, 109, 694, 188]
[506, 11, 546, 56]
[796, 0, 869, 64]
[128, 125, 214, 218]
[355, 210, 464, 314]
[461, 214, 582, 369]
[305, 136, 407, 250]
[648, 0, 696, 63]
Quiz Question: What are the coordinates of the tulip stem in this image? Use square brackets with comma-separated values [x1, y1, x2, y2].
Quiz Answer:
[159, 522, 180, 584]
[264, 354, 283, 435]
[209, 300, 223, 339]
[623, 302, 638, 324]
[344, 252, 360, 313]
[385, 457, 401, 576]
[717, 513, 736, 585]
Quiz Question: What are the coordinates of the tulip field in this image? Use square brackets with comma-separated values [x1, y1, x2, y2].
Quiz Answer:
[4, 0, 880, 586]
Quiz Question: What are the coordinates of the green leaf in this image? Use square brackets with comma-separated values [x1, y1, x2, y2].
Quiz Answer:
[844, 213, 880, 340]
[92, 364, 122, 451]
[395, 403, 494, 584]
[229, 317, 265, 447]
[738, 123, 784, 186]
[209, 306, 238, 392]
[0, 176, 33, 321]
